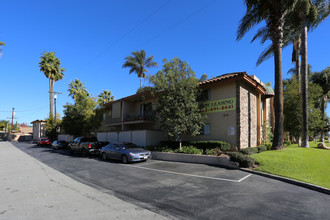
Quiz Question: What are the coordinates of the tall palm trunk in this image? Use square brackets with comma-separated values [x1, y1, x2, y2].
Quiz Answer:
[140, 76, 143, 89]
[271, 6, 285, 150]
[301, 19, 309, 148]
[295, 37, 301, 81]
[49, 78, 54, 118]
[272, 43, 285, 150]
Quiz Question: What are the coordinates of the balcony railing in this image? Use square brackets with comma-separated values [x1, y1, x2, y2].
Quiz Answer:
[104, 118, 122, 125]
[123, 114, 153, 122]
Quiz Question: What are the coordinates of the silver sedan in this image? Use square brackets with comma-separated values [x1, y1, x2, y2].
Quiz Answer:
[100, 142, 151, 163]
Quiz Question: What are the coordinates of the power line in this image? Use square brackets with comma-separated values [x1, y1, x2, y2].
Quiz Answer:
[138, 0, 217, 47]
[79, 0, 171, 71]
[94, 0, 217, 74]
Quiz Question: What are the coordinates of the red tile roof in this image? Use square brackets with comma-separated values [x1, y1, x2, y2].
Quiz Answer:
[199, 71, 267, 94]
[199, 72, 246, 85]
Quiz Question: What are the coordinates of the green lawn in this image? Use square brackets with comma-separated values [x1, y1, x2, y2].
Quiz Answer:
[251, 141, 330, 189]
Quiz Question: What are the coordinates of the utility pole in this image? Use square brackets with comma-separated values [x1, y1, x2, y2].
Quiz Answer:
[53, 92, 62, 127]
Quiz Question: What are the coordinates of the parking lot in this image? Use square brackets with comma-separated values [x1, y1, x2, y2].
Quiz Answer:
[12, 142, 330, 220]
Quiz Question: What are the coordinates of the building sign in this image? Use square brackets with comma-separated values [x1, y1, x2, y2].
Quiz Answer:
[200, 98, 236, 113]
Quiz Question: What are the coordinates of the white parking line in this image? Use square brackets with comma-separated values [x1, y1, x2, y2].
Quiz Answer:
[123, 164, 252, 183]
[132, 160, 165, 167]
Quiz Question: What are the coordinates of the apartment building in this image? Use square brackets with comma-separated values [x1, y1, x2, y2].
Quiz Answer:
[98, 72, 274, 149]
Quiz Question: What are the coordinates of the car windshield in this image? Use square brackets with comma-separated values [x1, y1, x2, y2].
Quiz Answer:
[120, 143, 137, 149]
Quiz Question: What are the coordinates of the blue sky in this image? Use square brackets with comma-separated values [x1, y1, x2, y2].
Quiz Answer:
[0, 0, 329, 125]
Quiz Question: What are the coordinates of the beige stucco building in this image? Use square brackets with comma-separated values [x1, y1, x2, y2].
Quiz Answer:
[99, 72, 274, 149]
[31, 120, 47, 141]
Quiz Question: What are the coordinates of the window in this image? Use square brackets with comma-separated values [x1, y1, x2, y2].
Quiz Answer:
[103, 113, 106, 121]
[140, 103, 152, 119]
[202, 124, 210, 135]
[201, 90, 210, 101]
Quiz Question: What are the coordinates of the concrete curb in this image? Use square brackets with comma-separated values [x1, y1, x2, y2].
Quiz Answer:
[151, 151, 239, 169]
[241, 168, 330, 195]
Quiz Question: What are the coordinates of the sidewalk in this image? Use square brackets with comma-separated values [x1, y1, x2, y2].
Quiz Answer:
[0, 142, 169, 220]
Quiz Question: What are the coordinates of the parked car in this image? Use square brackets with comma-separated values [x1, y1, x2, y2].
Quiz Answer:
[68, 136, 100, 156]
[51, 140, 68, 150]
[100, 142, 151, 163]
[38, 138, 51, 146]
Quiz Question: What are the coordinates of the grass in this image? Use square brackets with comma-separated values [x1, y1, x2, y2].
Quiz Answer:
[251, 141, 330, 189]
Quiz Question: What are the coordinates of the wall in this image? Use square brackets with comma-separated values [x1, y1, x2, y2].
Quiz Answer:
[32, 122, 46, 141]
[185, 81, 237, 147]
[95, 130, 166, 146]
[112, 102, 121, 119]
[238, 83, 257, 149]
[58, 134, 74, 142]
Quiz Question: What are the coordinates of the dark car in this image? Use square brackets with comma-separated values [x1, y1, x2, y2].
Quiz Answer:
[38, 138, 51, 146]
[68, 136, 100, 156]
[100, 142, 151, 163]
[51, 140, 68, 150]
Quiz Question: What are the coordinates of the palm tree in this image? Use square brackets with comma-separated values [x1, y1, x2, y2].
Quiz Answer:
[98, 90, 114, 106]
[68, 79, 89, 101]
[122, 50, 158, 89]
[248, 0, 329, 148]
[39, 52, 65, 118]
[237, 0, 296, 150]
[311, 67, 330, 143]
[0, 41, 6, 57]
[289, 0, 329, 147]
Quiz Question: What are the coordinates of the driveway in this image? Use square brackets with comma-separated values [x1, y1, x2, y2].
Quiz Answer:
[13, 142, 330, 220]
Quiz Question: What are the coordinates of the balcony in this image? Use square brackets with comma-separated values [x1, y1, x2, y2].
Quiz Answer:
[104, 118, 122, 126]
[123, 114, 154, 125]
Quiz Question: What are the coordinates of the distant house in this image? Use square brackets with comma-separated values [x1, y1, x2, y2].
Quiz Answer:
[31, 120, 46, 141]
[19, 124, 33, 134]
[99, 72, 274, 149]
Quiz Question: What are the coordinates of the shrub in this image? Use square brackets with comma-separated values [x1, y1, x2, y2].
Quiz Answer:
[257, 145, 268, 153]
[189, 141, 231, 152]
[174, 146, 203, 155]
[227, 152, 255, 168]
[240, 147, 258, 155]
[205, 147, 222, 156]
[283, 141, 291, 146]
[264, 143, 272, 150]
[145, 145, 173, 152]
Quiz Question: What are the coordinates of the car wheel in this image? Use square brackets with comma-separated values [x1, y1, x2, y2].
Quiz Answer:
[102, 152, 107, 160]
[121, 155, 128, 164]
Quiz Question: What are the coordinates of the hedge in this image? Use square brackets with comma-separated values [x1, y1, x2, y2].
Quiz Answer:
[240, 147, 258, 155]
[174, 146, 203, 155]
[227, 152, 255, 168]
[257, 145, 268, 153]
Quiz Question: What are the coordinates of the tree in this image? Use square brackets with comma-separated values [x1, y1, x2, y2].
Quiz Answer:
[68, 79, 89, 101]
[62, 81, 102, 137]
[150, 57, 206, 149]
[237, 0, 297, 150]
[97, 90, 114, 107]
[39, 51, 65, 118]
[122, 50, 158, 89]
[46, 114, 62, 141]
[283, 77, 323, 143]
[199, 74, 208, 82]
[0, 41, 6, 57]
[311, 67, 330, 142]
[0, 120, 10, 132]
[248, 0, 329, 148]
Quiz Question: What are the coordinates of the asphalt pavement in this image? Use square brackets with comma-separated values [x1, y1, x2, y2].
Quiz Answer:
[2, 141, 330, 220]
